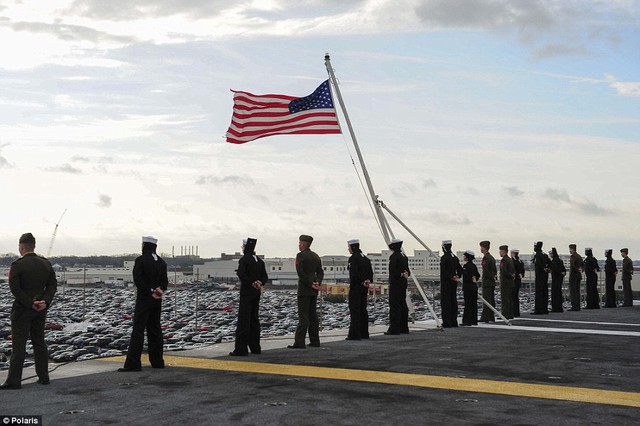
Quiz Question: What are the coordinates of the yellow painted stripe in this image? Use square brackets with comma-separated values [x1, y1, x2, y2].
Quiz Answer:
[102, 355, 640, 408]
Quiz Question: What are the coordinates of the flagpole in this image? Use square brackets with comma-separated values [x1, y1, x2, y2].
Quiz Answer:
[324, 53, 390, 244]
[325, 53, 442, 328]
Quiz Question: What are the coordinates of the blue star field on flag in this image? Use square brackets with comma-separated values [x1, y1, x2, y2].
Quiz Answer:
[288, 80, 335, 113]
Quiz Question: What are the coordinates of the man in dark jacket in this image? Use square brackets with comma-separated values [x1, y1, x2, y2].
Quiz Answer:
[346, 239, 373, 340]
[2, 233, 57, 390]
[289, 235, 324, 349]
[461, 250, 480, 326]
[531, 241, 550, 315]
[440, 240, 462, 328]
[568, 244, 584, 311]
[479, 240, 497, 323]
[620, 248, 633, 307]
[584, 247, 600, 309]
[385, 238, 410, 335]
[549, 247, 566, 313]
[499, 245, 515, 320]
[604, 249, 617, 308]
[230, 238, 269, 356]
[511, 248, 524, 317]
[119, 236, 168, 371]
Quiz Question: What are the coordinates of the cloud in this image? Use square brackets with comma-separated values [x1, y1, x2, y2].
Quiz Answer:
[503, 185, 524, 197]
[457, 186, 479, 195]
[45, 163, 83, 174]
[413, 0, 633, 60]
[414, 0, 554, 31]
[533, 44, 592, 60]
[67, 0, 233, 20]
[195, 174, 255, 186]
[71, 155, 90, 162]
[0, 144, 12, 169]
[96, 194, 112, 208]
[544, 187, 570, 201]
[0, 18, 135, 44]
[427, 210, 471, 225]
[543, 187, 611, 216]
[391, 182, 418, 198]
[423, 178, 437, 188]
[605, 74, 640, 97]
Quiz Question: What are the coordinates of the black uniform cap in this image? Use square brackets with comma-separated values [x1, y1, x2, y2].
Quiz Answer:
[244, 237, 257, 253]
[499, 245, 508, 251]
[479, 241, 490, 249]
[569, 244, 577, 250]
[299, 234, 313, 244]
[620, 248, 629, 254]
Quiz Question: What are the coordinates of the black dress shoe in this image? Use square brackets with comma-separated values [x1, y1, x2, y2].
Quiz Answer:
[152, 364, 165, 369]
[308, 342, 320, 347]
[37, 378, 50, 385]
[229, 351, 248, 356]
[287, 344, 305, 349]
[345, 337, 360, 341]
[0, 383, 21, 390]
[384, 332, 400, 335]
[117, 367, 141, 372]
[251, 350, 261, 355]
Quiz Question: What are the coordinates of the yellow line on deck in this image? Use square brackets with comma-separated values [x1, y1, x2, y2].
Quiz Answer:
[103, 355, 640, 408]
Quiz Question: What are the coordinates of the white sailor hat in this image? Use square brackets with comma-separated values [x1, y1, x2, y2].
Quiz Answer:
[442, 239, 452, 245]
[464, 250, 475, 257]
[390, 238, 403, 244]
[510, 248, 519, 253]
[347, 239, 359, 245]
[142, 236, 158, 244]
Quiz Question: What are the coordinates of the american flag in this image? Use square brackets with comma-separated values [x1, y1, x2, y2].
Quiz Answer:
[226, 80, 342, 144]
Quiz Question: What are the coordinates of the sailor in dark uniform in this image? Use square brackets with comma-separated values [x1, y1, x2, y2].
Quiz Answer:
[230, 238, 269, 356]
[2, 233, 57, 390]
[119, 236, 168, 371]
[604, 249, 617, 308]
[479, 240, 497, 323]
[499, 245, 515, 320]
[440, 240, 462, 328]
[346, 239, 373, 340]
[584, 247, 600, 309]
[620, 248, 633, 307]
[511, 248, 524, 317]
[461, 250, 480, 326]
[385, 238, 410, 335]
[549, 247, 566, 313]
[568, 244, 584, 311]
[289, 235, 324, 348]
[531, 241, 550, 314]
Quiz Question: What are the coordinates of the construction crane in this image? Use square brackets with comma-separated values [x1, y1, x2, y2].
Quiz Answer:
[47, 208, 67, 257]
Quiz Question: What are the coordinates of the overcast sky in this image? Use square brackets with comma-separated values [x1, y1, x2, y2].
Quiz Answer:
[1, 0, 638, 259]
